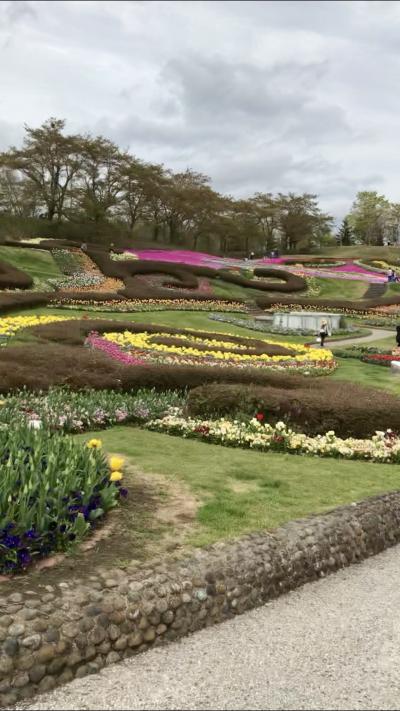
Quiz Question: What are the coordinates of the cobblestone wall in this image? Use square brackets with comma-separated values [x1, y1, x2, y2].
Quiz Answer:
[2, 491, 400, 706]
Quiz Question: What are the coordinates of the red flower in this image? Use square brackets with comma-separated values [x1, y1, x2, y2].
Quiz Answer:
[256, 412, 265, 422]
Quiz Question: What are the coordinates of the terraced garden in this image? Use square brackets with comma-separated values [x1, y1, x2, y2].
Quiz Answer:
[0, 238, 400, 702]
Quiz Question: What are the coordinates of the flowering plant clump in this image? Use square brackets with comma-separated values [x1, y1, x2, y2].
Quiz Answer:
[51, 249, 85, 276]
[110, 252, 139, 261]
[361, 353, 394, 367]
[146, 413, 400, 464]
[0, 387, 184, 433]
[97, 327, 336, 373]
[0, 315, 74, 344]
[50, 273, 105, 290]
[0, 426, 123, 574]
[51, 298, 247, 313]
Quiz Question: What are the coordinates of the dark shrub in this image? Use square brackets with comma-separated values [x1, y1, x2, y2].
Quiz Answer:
[0, 259, 33, 290]
[0, 292, 51, 314]
[186, 381, 400, 438]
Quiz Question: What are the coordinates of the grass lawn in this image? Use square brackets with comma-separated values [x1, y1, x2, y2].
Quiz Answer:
[313, 277, 367, 300]
[319, 246, 400, 261]
[331, 357, 400, 395]
[76, 426, 400, 548]
[0, 246, 61, 282]
[12, 307, 310, 344]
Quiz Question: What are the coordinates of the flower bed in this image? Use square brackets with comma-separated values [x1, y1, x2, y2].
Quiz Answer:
[96, 327, 336, 373]
[147, 413, 400, 464]
[51, 298, 247, 312]
[0, 314, 73, 343]
[0, 387, 183, 432]
[361, 353, 394, 367]
[0, 424, 125, 574]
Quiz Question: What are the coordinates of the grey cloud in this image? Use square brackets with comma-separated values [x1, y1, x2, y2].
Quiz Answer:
[0, 0, 399, 221]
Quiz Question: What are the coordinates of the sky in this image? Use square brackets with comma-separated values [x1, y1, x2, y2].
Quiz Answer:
[1, 0, 400, 223]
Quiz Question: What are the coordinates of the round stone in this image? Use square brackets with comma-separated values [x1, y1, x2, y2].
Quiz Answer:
[8, 593, 23, 604]
[29, 665, 46, 684]
[105, 651, 120, 665]
[88, 627, 106, 645]
[13, 672, 29, 688]
[8, 624, 25, 637]
[4, 639, 19, 657]
[22, 635, 41, 650]
[0, 656, 14, 674]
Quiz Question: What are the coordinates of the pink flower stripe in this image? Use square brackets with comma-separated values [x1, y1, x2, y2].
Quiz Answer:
[125, 249, 385, 282]
[86, 332, 145, 366]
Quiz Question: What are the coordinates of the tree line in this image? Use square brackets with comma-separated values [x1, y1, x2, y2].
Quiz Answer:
[0, 118, 334, 254]
[338, 191, 400, 247]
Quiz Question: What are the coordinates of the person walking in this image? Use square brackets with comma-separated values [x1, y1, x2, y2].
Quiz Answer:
[396, 325, 400, 348]
[319, 320, 329, 348]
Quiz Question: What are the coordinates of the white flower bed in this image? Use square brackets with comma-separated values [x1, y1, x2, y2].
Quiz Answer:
[146, 412, 400, 464]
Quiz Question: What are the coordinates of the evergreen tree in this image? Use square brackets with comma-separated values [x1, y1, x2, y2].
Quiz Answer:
[337, 217, 353, 246]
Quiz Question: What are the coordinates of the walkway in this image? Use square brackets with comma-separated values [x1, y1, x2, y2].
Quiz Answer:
[327, 328, 393, 349]
[17, 544, 400, 710]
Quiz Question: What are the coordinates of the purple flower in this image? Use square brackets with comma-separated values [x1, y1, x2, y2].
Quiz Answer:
[4, 535, 21, 548]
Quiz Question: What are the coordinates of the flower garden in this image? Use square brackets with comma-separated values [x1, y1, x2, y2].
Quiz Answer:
[0, 239, 400, 579]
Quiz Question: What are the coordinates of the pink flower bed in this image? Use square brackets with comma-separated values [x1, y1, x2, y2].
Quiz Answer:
[86, 333, 145, 365]
[125, 249, 385, 282]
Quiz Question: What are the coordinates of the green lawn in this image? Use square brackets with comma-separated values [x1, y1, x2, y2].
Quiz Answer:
[0, 246, 61, 282]
[76, 426, 400, 547]
[313, 277, 367, 300]
[331, 357, 400, 395]
[319, 246, 400, 261]
[12, 307, 310, 344]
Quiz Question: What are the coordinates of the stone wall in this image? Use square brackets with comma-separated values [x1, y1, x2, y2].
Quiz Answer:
[2, 491, 400, 706]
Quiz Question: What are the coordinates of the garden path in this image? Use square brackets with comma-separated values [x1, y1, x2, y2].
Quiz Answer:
[16, 544, 400, 710]
[328, 327, 393, 349]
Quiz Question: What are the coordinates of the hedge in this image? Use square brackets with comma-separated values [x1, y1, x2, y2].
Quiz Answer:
[186, 382, 400, 439]
[255, 294, 400, 311]
[0, 259, 33, 290]
[0, 292, 51, 314]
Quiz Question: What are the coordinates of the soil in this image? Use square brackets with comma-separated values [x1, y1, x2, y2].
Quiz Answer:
[0, 460, 199, 595]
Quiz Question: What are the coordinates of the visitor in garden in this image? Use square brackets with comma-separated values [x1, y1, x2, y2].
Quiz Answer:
[319, 320, 329, 347]
[396, 325, 400, 348]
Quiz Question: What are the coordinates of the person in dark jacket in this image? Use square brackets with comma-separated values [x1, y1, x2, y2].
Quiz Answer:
[319, 320, 329, 347]
[396, 325, 400, 348]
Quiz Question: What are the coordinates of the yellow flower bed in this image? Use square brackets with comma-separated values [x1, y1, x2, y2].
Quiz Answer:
[102, 329, 334, 365]
[0, 315, 73, 339]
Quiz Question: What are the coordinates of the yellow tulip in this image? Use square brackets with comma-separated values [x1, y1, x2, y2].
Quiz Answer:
[87, 438, 102, 449]
[109, 455, 124, 471]
[110, 470, 123, 482]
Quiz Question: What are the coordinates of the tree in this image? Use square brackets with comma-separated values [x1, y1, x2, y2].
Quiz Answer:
[337, 217, 353, 246]
[348, 191, 389, 245]
[116, 158, 165, 233]
[274, 193, 333, 252]
[74, 136, 123, 224]
[0, 118, 82, 222]
[249, 192, 280, 253]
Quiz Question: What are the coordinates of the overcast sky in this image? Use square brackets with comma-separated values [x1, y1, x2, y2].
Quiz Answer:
[1, 0, 400, 223]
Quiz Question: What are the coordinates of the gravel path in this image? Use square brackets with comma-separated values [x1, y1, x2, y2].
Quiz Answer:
[16, 544, 400, 711]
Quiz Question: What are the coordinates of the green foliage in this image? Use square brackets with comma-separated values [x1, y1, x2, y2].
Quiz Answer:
[0, 387, 184, 432]
[0, 423, 121, 573]
[337, 217, 353, 246]
[77, 427, 400, 546]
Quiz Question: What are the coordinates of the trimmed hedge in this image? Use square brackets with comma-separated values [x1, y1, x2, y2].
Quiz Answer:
[186, 382, 400, 438]
[255, 294, 400, 311]
[0, 292, 51, 314]
[86, 249, 307, 299]
[0, 259, 33, 290]
[0, 342, 320, 394]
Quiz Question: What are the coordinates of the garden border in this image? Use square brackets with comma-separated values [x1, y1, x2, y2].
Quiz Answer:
[1, 490, 400, 706]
